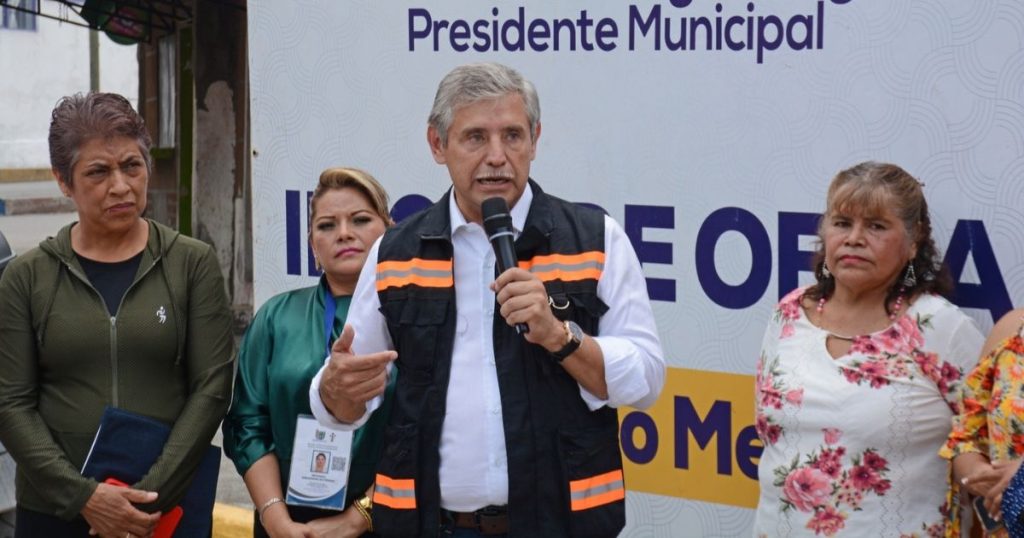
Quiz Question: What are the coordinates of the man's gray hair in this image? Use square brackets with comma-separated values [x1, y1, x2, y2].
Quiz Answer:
[428, 62, 540, 146]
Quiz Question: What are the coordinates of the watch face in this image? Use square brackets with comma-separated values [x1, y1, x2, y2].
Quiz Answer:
[551, 321, 584, 362]
[568, 321, 584, 343]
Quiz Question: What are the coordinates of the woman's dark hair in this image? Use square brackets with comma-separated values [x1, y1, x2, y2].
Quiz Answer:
[805, 161, 952, 312]
[48, 92, 152, 186]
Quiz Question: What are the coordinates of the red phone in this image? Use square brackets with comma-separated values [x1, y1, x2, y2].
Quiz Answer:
[103, 478, 183, 538]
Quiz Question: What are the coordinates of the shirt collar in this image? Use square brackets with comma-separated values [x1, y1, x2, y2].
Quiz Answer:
[449, 182, 533, 238]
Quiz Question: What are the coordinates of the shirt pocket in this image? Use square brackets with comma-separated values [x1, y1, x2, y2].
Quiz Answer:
[557, 425, 626, 537]
[379, 296, 450, 385]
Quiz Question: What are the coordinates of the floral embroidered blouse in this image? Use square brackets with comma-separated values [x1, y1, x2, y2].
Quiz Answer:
[940, 320, 1024, 538]
[754, 287, 984, 537]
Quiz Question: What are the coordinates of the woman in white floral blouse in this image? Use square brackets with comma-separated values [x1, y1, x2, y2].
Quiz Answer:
[753, 161, 984, 537]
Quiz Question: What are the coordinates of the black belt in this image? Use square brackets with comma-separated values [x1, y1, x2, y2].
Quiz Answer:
[442, 505, 509, 535]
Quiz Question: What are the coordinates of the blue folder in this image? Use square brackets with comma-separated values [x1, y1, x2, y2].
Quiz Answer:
[81, 406, 220, 538]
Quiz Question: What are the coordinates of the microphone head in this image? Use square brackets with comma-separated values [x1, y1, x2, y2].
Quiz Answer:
[481, 197, 513, 237]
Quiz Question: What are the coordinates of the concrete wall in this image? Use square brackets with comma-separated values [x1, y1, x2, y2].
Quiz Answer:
[0, 0, 137, 170]
[193, 2, 252, 322]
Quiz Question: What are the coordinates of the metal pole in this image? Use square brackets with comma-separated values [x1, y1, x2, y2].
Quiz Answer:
[89, 28, 100, 92]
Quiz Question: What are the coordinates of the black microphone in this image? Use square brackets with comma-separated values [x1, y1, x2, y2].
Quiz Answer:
[482, 197, 529, 334]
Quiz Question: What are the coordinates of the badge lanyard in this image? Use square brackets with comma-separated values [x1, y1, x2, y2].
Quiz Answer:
[323, 291, 337, 357]
[285, 288, 352, 511]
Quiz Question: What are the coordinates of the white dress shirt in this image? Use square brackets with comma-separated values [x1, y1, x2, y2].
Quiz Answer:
[310, 183, 665, 511]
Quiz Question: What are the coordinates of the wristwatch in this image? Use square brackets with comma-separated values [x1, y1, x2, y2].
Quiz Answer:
[550, 320, 583, 362]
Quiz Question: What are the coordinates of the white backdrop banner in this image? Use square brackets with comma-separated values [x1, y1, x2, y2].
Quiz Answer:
[248, 1, 1024, 534]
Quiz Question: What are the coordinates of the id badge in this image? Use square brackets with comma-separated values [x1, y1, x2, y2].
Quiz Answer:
[286, 415, 353, 510]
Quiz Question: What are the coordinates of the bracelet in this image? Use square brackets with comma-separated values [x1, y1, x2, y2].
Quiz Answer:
[257, 497, 284, 526]
[353, 495, 373, 532]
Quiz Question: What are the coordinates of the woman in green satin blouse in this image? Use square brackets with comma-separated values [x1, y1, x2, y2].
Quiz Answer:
[223, 168, 393, 538]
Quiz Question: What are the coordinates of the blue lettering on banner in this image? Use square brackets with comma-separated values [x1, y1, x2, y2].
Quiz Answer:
[735, 424, 762, 480]
[306, 191, 319, 277]
[944, 220, 1012, 321]
[285, 190, 301, 275]
[409, 6, 619, 53]
[696, 207, 772, 309]
[621, 411, 659, 464]
[285, 190, 322, 277]
[777, 211, 821, 300]
[620, 388, 763, 483]
[619, 372, 765, 490]
[625, 204, 676, 302]
[408, 1, 854, 64]
[282, 191, 1011, 322]
[675, 397, 736, 477]
[390, 193, 432, 223]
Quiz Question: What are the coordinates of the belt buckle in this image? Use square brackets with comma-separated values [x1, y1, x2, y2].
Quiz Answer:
[474, 505, 508, 535]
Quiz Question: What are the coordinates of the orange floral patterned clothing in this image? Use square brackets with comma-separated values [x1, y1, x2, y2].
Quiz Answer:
[940, 321, 1024, 538]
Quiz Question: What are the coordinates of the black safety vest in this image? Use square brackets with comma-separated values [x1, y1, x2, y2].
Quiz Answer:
[370, 181, 625, 537]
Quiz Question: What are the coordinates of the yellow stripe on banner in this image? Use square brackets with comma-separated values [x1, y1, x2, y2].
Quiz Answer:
[618, 367, 759, 509]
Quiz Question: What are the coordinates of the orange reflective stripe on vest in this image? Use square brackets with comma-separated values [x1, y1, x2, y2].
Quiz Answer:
[376, 258, 454, 291]
[373, 473, 417, 509]
[518, 251, 605, 282]
[569, 469, 625, 511]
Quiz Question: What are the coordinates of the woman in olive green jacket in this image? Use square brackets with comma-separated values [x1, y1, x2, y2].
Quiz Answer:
[0, 92, 234, 538]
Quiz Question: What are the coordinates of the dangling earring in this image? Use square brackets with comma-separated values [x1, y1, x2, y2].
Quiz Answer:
[313, 253, 323, 272]
[902, 263, 917, 287]
[821, 263, 831, 279]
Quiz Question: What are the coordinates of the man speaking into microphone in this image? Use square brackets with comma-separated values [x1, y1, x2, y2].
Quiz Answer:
[309, 62, 665, 537]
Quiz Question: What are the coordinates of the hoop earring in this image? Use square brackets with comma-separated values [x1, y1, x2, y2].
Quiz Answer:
[902, 263, 917, 287]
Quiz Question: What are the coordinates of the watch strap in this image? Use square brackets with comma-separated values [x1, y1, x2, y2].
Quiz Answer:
[550, 321, 582, 362]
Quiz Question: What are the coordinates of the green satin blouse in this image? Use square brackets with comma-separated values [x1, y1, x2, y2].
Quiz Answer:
[222, 278, 391, 505]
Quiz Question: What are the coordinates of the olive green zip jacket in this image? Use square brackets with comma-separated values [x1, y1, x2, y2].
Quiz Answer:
[0, 219, 234, 520]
